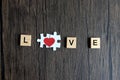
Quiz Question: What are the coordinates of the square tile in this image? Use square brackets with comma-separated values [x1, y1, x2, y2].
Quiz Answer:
[20, 34, 32, 46]
[90, 37, 100, 48]
[66, 37, 77, 48]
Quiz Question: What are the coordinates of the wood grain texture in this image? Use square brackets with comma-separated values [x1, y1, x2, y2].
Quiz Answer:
[1, 0, 120, 80]
[0, 0, 3, 79]
[109, 0, 120, 80]
[0, 0, 1, 79]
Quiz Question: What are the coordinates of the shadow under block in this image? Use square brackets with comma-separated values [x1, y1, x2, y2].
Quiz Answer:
[66, 37, 77, 48]
[90, 37, 100, 49]
[20, 35, 32, 46]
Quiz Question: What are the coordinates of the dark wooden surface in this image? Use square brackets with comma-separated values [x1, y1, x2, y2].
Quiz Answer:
[1, 0, 120, 80]
[0, 0, 2, 79]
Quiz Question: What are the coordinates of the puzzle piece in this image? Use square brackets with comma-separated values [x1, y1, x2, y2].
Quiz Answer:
[37, 32, 61, 51]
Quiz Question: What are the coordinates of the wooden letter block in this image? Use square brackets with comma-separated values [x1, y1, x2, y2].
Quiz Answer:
[20, 35, 32, 46]
[66, 37, 77, 48]
[90, 37, 100, 48]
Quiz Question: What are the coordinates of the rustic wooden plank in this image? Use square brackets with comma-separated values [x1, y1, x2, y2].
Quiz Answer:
[0, 24, 1, 80]
[2, 0, 9, 80]
[43, 0, 89, 80]
[109, 0, 120, 80]
[0, 1, 2, 80]
[85, 0, 111, 80]
[2, 0, 39, 80]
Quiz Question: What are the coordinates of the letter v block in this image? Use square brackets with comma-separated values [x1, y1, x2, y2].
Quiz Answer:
[66, 37, 77, 48]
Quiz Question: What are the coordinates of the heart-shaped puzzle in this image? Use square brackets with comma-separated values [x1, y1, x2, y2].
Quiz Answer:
[44, 38, 55, 46]
[37, 32, 61, 51]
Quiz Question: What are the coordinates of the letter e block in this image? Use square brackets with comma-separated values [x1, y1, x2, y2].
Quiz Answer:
[20, 35, 32, 46]
[90, 37, 100, 48]
[66, 37, 77, 48]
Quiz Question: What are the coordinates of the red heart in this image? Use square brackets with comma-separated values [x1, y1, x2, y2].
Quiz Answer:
[44, 38, 55, 46]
